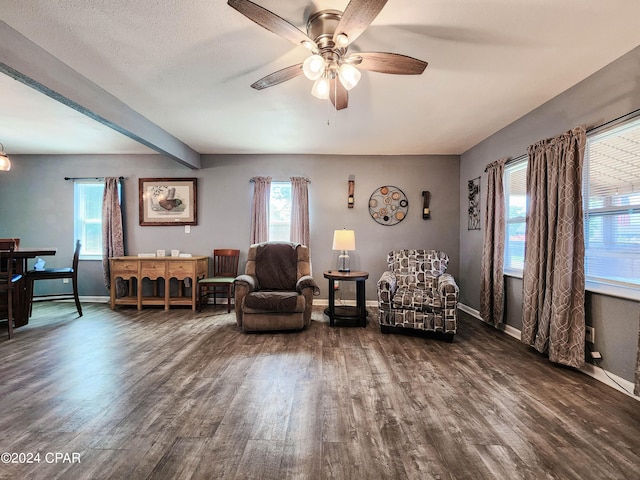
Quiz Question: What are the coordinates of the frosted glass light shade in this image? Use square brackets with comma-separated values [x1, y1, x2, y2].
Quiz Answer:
[0, 145, 10, 171]
[335, 33, 349, 47]
[302, 40, 316, 52]
[311, 77, 330, 99]
[338, 63, 361, 90]
[303, 54, 326, 80]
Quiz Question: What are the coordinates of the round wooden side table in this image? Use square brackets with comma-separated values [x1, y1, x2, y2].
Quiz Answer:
[323, 270, 369, 327]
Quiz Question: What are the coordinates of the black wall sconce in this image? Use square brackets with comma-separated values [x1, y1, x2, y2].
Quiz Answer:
[422, 191, 430, 219]
[348, 175, 355, 208]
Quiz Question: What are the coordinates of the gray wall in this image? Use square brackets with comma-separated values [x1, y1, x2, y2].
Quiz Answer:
[459, 45, 640, 383]
[0, 153, 460, 303]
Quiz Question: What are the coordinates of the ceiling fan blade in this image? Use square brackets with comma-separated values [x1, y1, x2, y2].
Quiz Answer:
[355, 52, 428, 75]
[330, 78, 349, 110]
[333, 0, 389, 46]
[228, 0, 316, 49]
[250, 64, 304, 90]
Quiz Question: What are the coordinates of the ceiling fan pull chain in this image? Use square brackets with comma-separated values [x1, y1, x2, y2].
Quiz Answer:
[334, 84, 338, 124]
[327, 97, 331, 126]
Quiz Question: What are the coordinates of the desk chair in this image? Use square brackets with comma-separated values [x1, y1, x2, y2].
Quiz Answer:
[198, 249, 240, 313]
[26, 240, 82, 317]
[0, 247, 21, 339]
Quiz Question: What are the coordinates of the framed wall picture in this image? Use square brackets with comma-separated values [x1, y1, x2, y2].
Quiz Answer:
[468, 177, 481, 230]
[139, 178, 197, 226]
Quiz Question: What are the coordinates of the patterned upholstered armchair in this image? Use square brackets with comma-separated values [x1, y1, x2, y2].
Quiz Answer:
[377, 249, 459, 342]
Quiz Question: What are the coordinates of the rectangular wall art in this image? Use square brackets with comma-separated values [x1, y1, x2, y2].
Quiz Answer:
[468, 177, 480, 230]
[139, 178, 197, 226]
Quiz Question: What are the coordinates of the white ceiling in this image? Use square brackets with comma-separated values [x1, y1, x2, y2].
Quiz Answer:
[1, 0, 640, 161]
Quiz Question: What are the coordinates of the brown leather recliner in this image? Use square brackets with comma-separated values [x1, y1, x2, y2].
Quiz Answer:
[234, 242, 319, 332]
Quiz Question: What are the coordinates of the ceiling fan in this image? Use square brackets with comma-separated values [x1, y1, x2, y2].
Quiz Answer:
[227, 0, 428, 110]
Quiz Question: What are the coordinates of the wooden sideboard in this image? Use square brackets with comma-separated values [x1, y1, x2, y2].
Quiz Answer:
[109, 256, 208, 311]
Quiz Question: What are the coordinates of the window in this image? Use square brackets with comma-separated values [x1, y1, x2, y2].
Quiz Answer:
[584, 116, 640, 288]
[269, 181, 292, 241]
[504, 159, 527, 271]
[74, 180, 106, 260]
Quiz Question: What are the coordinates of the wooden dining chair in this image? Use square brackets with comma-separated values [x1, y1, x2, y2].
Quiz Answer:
[0, 238, 19, 272]
[0, 246, 22, 339]
[198, 249, 240, 313]
[0, 238, 19, 249]
[26, 240, 82, 317]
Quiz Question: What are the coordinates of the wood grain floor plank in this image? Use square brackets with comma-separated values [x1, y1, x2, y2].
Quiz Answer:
[145, 436, 207, 480]
[0, 303, 638, 480]
[278, 439, 323, 479]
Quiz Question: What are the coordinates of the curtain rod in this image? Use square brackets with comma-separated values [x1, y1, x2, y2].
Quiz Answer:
[586, 107, 640, 135]
[249, 177, 310, 183]
[64, 176, 126, 181]
[490, 108, 640, 172]
[502, 154, 528, 169]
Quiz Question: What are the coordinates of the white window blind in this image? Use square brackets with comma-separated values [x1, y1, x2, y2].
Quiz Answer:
[269, 181, 292, 241]
[504, 159, 527, 270]
[584, 115, 640, 287]
[74, 181, 104, 259]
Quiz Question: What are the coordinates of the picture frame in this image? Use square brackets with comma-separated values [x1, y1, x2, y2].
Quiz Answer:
[468, 176, 481, 230]
[139, 178, 197, 226]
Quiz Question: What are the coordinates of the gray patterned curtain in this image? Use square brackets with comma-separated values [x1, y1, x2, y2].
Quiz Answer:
[480, 158, 507, 326]
[102, 177, 127, 297]
[250, 176, 271, 244]
[290, 177, 310, 247]
[521, 126, 586, 368]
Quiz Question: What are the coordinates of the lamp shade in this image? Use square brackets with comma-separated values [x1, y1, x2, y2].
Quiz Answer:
[332, 229, 356, 251]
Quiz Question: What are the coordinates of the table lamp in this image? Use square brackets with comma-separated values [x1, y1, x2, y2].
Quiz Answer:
[332, 229, 356, 272]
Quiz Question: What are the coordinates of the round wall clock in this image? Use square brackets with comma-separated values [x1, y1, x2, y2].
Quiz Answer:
[368, 185, 409, 226]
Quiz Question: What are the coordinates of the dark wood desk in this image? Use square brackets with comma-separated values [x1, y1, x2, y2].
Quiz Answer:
[0, 248, 57, 327]
[323, 270, 369, 327]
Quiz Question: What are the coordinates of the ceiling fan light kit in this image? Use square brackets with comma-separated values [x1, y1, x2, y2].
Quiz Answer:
[0, 143, 11, 172]
[311, 77, 331, 99]
[227, 0, 428, 111]
[302, 54, 326, 81]
[338, 63, 361, 90]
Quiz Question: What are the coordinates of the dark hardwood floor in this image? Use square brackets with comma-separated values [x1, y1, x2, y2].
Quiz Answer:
[0, 302, 638, 480]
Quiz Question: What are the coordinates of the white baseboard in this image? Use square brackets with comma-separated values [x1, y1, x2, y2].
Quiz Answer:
[34, 295, 110, 304]
[581, 363, 638, 400]
[458, 302, 638, 401]
[458, 303, 481, 319]
[313, 299, 378, 307]
[81, 296, 110, 303]
[457, 303, 522, 339]
[75, 297, 381, 307]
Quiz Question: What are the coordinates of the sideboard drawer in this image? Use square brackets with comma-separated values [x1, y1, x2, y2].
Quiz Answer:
[168, 261, 194, 279]
[140, 261, 166, 279]
[111, 259, 139, 276]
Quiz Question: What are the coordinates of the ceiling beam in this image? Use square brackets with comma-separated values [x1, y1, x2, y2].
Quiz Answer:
[0, 21, 201, 169]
